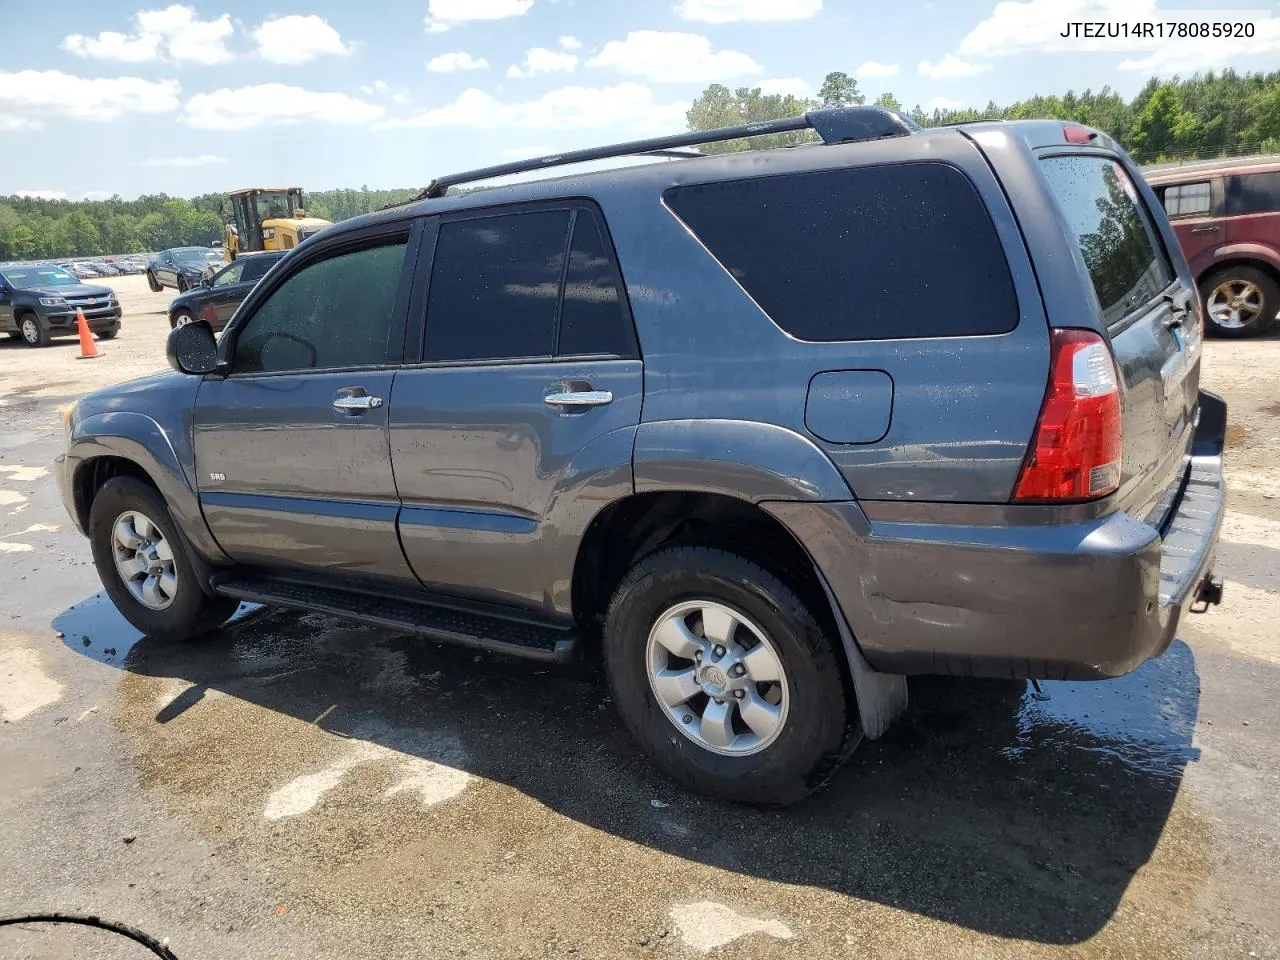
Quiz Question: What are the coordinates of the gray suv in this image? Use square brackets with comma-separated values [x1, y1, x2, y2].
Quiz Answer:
[55, 107, 1226, 805]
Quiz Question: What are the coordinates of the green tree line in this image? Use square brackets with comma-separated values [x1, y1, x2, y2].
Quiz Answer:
[0, 186, 419, 262]
[688, 69, 1280, 163]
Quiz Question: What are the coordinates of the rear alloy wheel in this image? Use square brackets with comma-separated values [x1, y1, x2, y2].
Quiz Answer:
[1201, 266, 1279, 338]
[605, 546, 853, 806]
[20, 314, 50, 347]
[172, 311, 195, 329]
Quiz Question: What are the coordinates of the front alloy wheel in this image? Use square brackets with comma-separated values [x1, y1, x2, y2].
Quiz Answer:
[111, 510, 177, 610]
[646, 600, 789, 756]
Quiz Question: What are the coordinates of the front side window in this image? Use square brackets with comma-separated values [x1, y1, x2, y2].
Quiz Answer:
[232, 240, 408, 374]
[240, 256, 278, 284]
[211, 262, 246, 288]
[424, 210, 570, 363]
[1161, 180, 1212, 217]
[1041, 156, 1173, 326]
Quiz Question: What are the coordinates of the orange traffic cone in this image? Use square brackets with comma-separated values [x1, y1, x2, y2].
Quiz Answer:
[75, 308, 100, 360]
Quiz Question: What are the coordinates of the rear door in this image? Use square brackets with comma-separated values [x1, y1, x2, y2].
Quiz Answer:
[193, 222, 421, 583]
[388, 203, 642, 615]
[1039, 154, 1200, 516]
[1154, 176, 1223, 269]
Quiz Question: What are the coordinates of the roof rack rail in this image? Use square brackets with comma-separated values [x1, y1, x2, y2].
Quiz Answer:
[420, 105, 920, 199]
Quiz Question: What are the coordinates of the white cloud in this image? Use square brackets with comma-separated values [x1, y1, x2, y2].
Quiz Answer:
[80, 191, 113, 202]
[428, 51, 490, 72]
[0, 70, 180, 121]
[424, 0, 534, 32]
[918, 54, 991, 78]
[756, 78, 811, 97]
[507, 47, 578, 78]
[181, 84, 384, 131]
[957, 0, 1279, 73]
[61, 31, 161, 63]
[928, 96, 966, 110]
[253, 15, 352, 65]
[142, 153, 228, 167]
[675, 0, 822, 22]
[559, 35, 582, 50]
[63, 5, 234, 65]
[587, 31, 761, 83]
[0, 115, 43, 132]
[376, 82, 688, 135]
[13, 190, 69, 200]
[856, 60, 900, 78]
[361, 79, 412, 104]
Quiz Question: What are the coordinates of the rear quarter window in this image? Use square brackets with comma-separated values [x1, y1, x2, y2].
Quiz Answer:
[664, 162, 1019, 341]
[1040, 155, 1173, 326]
[1226, 170, 1280, 216]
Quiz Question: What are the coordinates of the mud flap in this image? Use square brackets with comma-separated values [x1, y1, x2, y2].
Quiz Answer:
[816, 571, 908, 739]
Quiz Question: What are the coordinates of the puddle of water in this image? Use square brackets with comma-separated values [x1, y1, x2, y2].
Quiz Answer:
[1000, 643, 1199, 781]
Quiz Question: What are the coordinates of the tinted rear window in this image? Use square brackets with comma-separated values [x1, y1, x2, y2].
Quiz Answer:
[1227, 170, 1280, 216]
[1041, 156, 1173, 326]
[665, 162, 1018, 341]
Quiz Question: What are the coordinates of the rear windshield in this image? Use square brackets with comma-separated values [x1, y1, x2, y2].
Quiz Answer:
[664, 162, 1019, 341]
[1041, 155, 1173, 326]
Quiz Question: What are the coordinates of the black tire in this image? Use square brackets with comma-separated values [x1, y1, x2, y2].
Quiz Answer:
[170, 311, 194, 330]
[176, 275, 188, 293]
[147, 271, 162, 292]
[97, 325, 119, 340]
[604, 546, 853, 806]
[88, 476, 238, 642]
[18, 312, 51, 347]
[1200, 265, 1280, 338]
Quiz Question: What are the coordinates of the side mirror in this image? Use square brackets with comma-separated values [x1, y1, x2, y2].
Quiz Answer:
[166, 320, 219, 375]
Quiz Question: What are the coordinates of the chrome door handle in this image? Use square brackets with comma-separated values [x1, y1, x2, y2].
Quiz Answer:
[544, 389, 612, 408]
[333, 394, 383, 412]
[1189, 225, 1219, 234]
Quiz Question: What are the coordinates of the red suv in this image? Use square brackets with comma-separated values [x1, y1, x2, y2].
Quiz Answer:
[1146, 158, 1280, 337]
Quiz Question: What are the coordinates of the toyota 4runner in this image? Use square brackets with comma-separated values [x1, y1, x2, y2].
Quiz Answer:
[55, 108, 1226, 805]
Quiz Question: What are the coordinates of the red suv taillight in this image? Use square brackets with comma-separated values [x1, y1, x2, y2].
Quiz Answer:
[1013, 329, 1122, 502]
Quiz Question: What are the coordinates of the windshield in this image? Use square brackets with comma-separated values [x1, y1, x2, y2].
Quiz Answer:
[173, 248, 217, 263]
[1, 264, 78, 286]
[255, 190, 298, 221]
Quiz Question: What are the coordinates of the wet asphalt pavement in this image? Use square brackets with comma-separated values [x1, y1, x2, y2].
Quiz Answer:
[3, 326, 1280, 958]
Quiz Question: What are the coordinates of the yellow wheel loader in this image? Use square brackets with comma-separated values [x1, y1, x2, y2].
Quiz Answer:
[222, 187, 331, 261]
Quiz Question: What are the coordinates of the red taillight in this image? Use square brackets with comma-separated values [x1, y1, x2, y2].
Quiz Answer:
[1063, 124, 1095, 144]
[1014, 329, 1122, 502]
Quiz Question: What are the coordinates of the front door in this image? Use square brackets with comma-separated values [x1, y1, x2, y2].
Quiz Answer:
[390, 205, 643, 616]
[194, 226, 420, 583]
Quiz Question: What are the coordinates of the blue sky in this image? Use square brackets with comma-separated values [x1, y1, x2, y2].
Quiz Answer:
[2, 0, 1277, 200]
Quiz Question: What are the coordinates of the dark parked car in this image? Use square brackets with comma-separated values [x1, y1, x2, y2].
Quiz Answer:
[168, 251, 284, 331]
[56, 108, 1225, 805]
[1146, 157, 1280, 336]
[0, 262, 121, 346]
[147, 247, 223, 293]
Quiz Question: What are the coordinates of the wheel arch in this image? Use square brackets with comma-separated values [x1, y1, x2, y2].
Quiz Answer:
[571, 489, 907, 739]
[1197, 251, 1280, 289]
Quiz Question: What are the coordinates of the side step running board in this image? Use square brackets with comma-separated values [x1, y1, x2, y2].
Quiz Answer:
[214, 576, 578, 663]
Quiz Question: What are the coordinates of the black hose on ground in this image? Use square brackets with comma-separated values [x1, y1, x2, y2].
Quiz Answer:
[0, 912, 179, 959]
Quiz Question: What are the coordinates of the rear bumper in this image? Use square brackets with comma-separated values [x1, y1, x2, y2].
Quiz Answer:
[766, 391, 1227, 681]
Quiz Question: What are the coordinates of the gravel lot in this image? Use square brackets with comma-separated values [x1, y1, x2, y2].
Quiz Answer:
[1, 278, 1278, 959]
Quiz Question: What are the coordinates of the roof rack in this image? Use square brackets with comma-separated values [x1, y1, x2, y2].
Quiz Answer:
[420, 105, 920, 199]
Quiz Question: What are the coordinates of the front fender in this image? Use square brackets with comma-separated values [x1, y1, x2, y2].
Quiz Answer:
[69, 411, 228, 563]
[633, 419, 854, 502]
